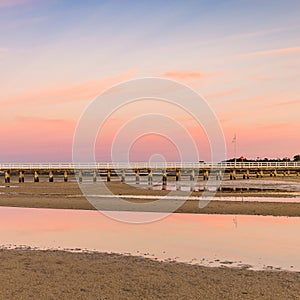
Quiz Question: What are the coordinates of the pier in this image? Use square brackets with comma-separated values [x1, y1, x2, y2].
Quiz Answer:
[0, 162, 299, 182]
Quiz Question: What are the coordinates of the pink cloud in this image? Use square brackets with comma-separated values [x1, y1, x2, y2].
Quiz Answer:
[270, 99, 300, 107]
[164, 71, 206, 79]
[1, 70, 136, 105]
[240, 46, 300, 57]
[205, 88, 240, 99]
[164, 70, 224, 80]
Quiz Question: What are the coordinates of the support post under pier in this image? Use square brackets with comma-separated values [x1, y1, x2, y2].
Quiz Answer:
[64, 171, 68, 182]
[49, 170, 54, 182]
[148, 169, 152, 185]
[5, 170, 10, 183]
[19, 171, 25, 183]
[34, 171, 39, 183]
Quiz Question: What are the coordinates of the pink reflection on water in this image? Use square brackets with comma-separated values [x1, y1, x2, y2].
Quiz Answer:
[0, 206, 299, 271]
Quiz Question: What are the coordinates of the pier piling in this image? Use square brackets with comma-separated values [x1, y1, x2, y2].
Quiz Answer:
[135, 170, 140, 184]
[121, 169, 125, 183]
[230, 170, 236, 180]
[19, 171, 25, 183]
[64, 171, 68, 182]
[162, 170, 167, 185]
[190, 169, 195, 181]
[203, 170, 209, 181]
[148, 169, 153, 185]
[4, 170, 10, 183]
[49, 170, 54, 182]
[175, 169, 181, 181]
[34, 171, 39, 183]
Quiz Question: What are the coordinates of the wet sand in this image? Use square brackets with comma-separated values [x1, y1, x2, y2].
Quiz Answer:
[0, 249, 299, 300]
[1, 181, 300, 216]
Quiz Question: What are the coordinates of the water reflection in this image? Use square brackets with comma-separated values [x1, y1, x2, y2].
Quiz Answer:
[139, 179, 300, 193]
[0, 207, 299, 271]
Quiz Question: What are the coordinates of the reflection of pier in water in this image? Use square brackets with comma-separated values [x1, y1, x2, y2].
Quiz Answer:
[0, 162, 300, 184]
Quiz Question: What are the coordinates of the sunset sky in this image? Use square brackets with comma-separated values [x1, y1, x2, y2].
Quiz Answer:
[0, 0, 299, 162]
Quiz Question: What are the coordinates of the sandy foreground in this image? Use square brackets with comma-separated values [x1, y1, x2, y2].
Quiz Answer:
[0, 180, 300, 216]
[1, 178, 300, 299]
[0, 249, 299, 300]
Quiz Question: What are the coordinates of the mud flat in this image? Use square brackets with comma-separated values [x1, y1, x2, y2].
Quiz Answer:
[0, 249, 299, 300]
[1, 181, 300, 216]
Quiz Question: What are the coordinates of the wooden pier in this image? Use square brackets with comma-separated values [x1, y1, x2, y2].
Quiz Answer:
[0, 162, 299, 182]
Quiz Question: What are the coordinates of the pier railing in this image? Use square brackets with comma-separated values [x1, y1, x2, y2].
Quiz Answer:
[1, 162, 300, 170]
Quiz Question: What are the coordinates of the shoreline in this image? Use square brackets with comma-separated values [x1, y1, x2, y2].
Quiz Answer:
[0, 248, 299, 299]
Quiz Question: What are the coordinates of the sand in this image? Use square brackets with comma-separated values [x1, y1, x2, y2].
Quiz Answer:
[0, 181, 300, 216]
[0, 249, 299, 300]
[1, 179, 300, 299]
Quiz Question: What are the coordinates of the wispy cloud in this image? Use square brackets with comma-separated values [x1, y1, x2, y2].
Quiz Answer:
[1, 70, 136, 105]
[239, 46, 300, 57]
[205, 89, 240, 99]
[164, 70, 219, 80]
[0, 0, 32, 8]
[15, 116, 74, 126]
[270, 99, 300, 107]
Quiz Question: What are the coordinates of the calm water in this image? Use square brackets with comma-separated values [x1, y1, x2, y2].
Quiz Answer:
[0, 206, 299, 272]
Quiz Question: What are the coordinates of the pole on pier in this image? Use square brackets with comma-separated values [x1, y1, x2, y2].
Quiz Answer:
[148, 169, 153, 185]
[79, 170, 83, 183]
[64, 170, 68, 182]
[34, 171, 39, 183]
[232, 133, 237, 168]
[49, 170, 54, 182]
[93, 170, 97, 182]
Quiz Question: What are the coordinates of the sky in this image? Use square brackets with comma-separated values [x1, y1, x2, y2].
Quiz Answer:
[0, 0, 299, 162]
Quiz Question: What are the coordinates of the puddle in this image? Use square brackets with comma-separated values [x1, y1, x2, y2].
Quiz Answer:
[0, 206, 299, 271]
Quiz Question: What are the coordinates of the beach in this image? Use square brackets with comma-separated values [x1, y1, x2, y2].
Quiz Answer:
[1, 178, 300, 299]
[0, 249, 299, 300]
